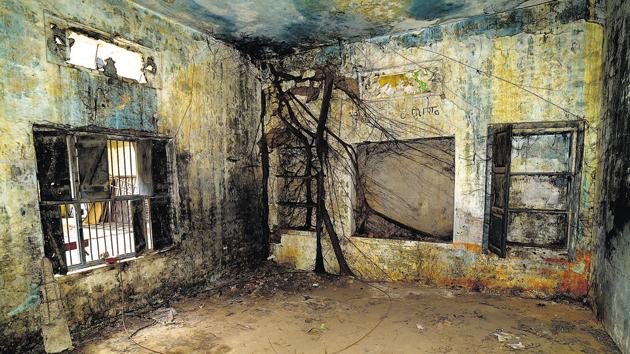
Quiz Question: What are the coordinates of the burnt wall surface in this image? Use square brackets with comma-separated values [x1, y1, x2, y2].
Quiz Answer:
[592, 0, 630, 352]
[0, 0, 263, 352]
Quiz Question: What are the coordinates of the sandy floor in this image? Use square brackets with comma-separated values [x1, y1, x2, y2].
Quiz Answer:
[74, 268, 619, 354]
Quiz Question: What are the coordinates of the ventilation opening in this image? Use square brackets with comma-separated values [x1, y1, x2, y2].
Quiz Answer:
[66, 31, 147, 83]
[355, 137, 455, 242]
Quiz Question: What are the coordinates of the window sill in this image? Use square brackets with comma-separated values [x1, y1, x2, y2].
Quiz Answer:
[55, 250, 159, 278]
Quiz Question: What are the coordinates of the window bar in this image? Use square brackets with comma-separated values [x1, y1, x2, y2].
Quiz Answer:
[69, 135, 86, 266]
[105, 143, 114, 259]
[126, 199, 133, 253]
[109, 200, 117, 257]
[74, 202, 85, 266]
[122, 140, 129, 196]
[84, 203, 94, 262]
[92, 202, 101, 260]
[63, 203, 73, 266]
[114, 141, 128, 255]
[120, 199, 128, 255]
[115, 140, 123, 196]
[107, 141, 118, 257]
[146, 199, 153, 250]
[129, 141, 135, 195]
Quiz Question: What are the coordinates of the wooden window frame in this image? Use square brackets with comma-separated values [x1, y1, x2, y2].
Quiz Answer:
[484, 121, 584, 260]
[33, 125, 174, 274]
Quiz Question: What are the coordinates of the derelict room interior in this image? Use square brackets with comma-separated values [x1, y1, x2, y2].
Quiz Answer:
[1, 0, 629, 353]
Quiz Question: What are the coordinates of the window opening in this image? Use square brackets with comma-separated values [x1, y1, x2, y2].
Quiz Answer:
[34, 127, 171, 274]
[66, 31, 147, 83]
[487, 123, 583, 258]
[354, 137, 455, 242]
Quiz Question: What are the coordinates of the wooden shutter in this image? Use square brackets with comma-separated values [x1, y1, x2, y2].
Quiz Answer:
[33, 129, 72, 201]
[131, 199, 147, 254]
[151, 140, 169, 195]
[150, 197, 172, 249]
[488, 125, 512, 258]
[76, 137, 110, 199]
[40, 205, 68, 275]
[150, 140, 172, 249]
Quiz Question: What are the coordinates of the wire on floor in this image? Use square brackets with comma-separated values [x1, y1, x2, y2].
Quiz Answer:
[331, 278, 393, 353]
[118, 268, 166, 354]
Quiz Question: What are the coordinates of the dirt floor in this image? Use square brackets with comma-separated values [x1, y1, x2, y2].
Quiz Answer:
[73, 264, 620, 354]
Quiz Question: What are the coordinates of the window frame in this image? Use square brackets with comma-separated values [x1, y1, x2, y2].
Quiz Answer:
[275, 145, 318, 232]
[484, 121, 584, 260]
[44, 13, 161, 88]
[33, 124, 173, 274]
[353, 136, 456, 243]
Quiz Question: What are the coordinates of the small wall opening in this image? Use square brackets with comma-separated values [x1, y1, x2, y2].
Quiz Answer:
[66, 31, 147, 83]
[354, 137, 455, 242]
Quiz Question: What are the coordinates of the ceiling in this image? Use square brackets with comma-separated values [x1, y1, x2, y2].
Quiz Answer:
[133, 0, 545, 57]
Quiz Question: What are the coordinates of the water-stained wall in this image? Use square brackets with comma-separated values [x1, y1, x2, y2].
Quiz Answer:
[592, 0, 630, 352]
[0, 0, 262, 351]
[271, 0, 605, 300]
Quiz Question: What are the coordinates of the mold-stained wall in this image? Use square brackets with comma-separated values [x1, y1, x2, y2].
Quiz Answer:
[0, 0, 262, 351]
[271, 0, 605, 300]
[592, 0, 630, 352]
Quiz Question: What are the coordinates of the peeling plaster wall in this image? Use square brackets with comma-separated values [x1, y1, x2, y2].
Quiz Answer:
[271, 0, 605, 300]
[0, 0, 262, 351]
[592, 0, 630, 352]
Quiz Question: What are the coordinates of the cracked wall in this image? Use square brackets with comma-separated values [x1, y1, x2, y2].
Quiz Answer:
[271, 0, 605, 300]
[0, 0, 263, 351]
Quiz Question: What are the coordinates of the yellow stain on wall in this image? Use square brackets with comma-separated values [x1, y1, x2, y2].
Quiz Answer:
[116, 94, 132, 110]
[378, 73, 409, 89]
[491, 35, 521, 123]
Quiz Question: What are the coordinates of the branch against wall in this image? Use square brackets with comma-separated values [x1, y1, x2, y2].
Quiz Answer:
[265, 59, 466, 274]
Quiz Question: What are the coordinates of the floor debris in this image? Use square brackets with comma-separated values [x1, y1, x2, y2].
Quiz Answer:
[71, 263, 620, 354]
[150, 307, 177, 325]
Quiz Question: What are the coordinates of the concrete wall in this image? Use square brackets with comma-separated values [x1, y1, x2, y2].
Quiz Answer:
[592, 0, 630, 352]
[271, 0, 605, 300]
[0, 0, 262, 351]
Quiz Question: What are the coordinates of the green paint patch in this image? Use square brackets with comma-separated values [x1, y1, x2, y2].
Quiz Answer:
[8, 283, 40, 317]
[412, 71, 428, 93]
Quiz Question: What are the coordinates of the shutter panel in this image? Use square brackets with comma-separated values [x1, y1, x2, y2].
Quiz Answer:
[76, 137, 110, 199]
[40, 205, 68, 275]
[131, 199, 147, 254]
[33, 129, 72, 201]
[488, 125, 512, 258]
[151, 140, 169, 195]
[150, 197, 172, 249]
[150, 140, 172, 249]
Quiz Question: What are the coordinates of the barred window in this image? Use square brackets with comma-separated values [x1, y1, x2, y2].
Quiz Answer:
[33, 125, 173, 274]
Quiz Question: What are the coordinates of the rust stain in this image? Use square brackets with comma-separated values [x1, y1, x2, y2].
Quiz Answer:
[452, 242, 482, 253]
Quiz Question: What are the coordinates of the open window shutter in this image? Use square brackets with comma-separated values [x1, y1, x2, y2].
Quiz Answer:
[131, 199, 147, 254]
[76, 137, 110, 199]
[40, 205, 68, 275]
[33, 129, 72, 201]
[150, 197, 172, 249]
[488, 124, 512, 258]
[150, 140, 172, 249]
[151, 140, 169, 194]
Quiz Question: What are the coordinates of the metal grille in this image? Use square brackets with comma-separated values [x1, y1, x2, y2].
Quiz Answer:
[39, 135, 157, 271]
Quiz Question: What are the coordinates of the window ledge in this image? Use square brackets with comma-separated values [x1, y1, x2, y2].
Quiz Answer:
[55, 251, 160, 278]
